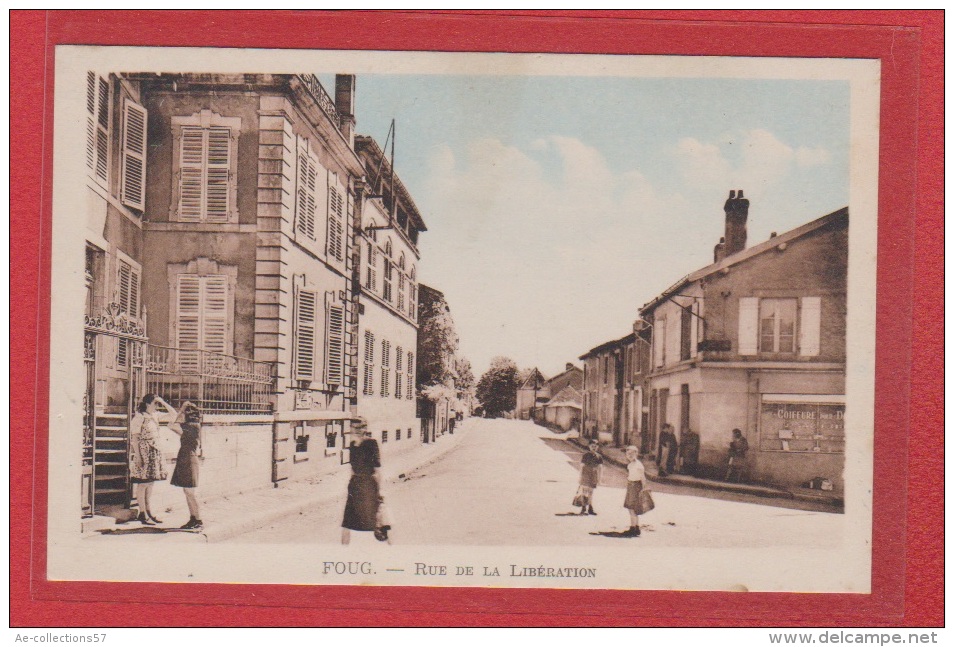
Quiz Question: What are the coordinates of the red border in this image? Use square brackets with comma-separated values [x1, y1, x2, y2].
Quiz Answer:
[11, 10, 943, 627]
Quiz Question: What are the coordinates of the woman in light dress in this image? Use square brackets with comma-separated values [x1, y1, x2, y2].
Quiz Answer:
[129, 394, 175, 525]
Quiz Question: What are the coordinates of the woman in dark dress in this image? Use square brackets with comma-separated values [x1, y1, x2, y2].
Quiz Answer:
[341, 419, 382, 544]
[169, 401, 203, 530]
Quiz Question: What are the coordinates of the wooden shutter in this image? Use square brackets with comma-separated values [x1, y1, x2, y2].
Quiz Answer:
[294, 288, 318, 381]
[395, 346, 403, 399]
[653, 319, 665, 367]
[327, 184, 344, 261]
[178, 127, 205, 221]
[202, 275, 229, 355]
[296, 148, 317, 240]
[381, 339, 391, 397]
[117, 260, 140, 317]
[363, 331, 375, 395]
[86, 72, 96, 172]
[407, 351, 414, 399]
[120, 99, 148, 210]
[176, 275, 202, 372]
[799, 297, 822, 356]
[86, 73, 109, 182]
[325, 298, 345, 386]
[366, 242, 378, 292]
[738, 297, 759, 355]
[205, 128, 231, 223]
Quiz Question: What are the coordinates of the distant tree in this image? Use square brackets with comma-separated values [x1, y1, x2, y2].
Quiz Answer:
[456, 357, 476, 412]
[476, 356, 520, 418]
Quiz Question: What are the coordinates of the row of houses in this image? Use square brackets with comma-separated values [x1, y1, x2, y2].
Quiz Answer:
[577, 193, 849, 494]
[80, 71, 456, 523]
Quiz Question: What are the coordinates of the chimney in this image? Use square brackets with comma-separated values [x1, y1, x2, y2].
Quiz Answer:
[714, 236, 726, 263]
[335, 74, 356, 147]
[723, 188, 749, 256]
[566, 363, 575, 372]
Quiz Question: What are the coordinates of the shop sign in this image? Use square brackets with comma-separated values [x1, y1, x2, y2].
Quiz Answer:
[759, 399, 845, 454]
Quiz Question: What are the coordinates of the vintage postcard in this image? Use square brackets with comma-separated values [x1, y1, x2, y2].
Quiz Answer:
[47, 44, 879, 594]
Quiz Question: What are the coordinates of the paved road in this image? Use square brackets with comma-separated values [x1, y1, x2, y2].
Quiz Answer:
[228, 418, 843, 547]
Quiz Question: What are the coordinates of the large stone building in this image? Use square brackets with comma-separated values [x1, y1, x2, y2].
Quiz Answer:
[640, 192, 848, 493]
[80, 71, 429, 524]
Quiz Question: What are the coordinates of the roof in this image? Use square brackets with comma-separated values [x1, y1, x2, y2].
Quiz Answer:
[355, 135, 428, 231]
[545, 385, 583, 409]
[639, 207, 848, 316]
[519, 368, 547, 390]
[579, 332, 637, 361]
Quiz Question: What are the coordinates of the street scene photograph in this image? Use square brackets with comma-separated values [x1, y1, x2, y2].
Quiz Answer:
[46, 45, 879, 592]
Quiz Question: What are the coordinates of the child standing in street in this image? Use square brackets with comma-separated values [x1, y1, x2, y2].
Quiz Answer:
[622, 446, 647, 537]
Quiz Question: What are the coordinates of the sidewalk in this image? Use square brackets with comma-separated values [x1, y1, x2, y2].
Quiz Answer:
[98, 422, 471, 543]
[567, 436, 844, 508]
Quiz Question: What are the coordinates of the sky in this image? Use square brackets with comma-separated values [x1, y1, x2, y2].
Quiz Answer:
[328, 73, 850, 379]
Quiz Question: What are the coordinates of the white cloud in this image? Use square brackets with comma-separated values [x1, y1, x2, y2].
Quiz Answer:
[795, 145, 832, 168]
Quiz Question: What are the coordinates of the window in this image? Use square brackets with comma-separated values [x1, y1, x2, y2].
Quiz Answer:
[293, 288, 318, 381]
[396, 428, 402, 441]
[175, 273, 231, 371]
[759, 298, 797, 354]
[383, 243, 393, 303]
[408, 427, 413, 442]
[172, 111, 240, 223]
[408, 266, 417, 320]
[680, 306, 693, 360]
[365, 241, 378, 292]
[382, 429, 388, 443]
[120, 98, 148, 210]
[363, 331, 375, 396]
[86, 72, 110, 184]
[654, 318, 667, 367]
[116, 259, 140, 366]
[327, 185, 344, 262]
[397, 254, 406, 313]
[296, 149, 318, 240]
[395, 346, 404, 399]
[325, 298, 345, 386]
[603, 356, 609, 384]
[381, 339, 391, 397]
[406, 351, 414, 399]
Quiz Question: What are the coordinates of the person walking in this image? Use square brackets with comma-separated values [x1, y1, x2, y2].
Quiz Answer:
[129, 394, 170, 525]
[622, 445, 647, 537]
[341, 419, 384, 545]
[576, 440, 603, 515]
[168, 401, 203, 531]
[680, 428, 701, 476]
[656, 423, 678, 477]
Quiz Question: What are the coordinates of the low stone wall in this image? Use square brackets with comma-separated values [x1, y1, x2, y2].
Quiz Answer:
[150, 415, 273, 516]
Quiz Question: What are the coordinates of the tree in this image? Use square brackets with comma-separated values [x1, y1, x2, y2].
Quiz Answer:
[417, 286, 459, 391]
[455, 357, 476, 413]
[476, 356, 520, 418]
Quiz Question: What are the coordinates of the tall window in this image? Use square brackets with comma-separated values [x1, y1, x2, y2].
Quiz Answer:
[173, 111, 240, 223]
[395, 346, 404, 399]
[406, 351, 414, 399]
[381, 339, 391, 397]
[327, 185, 344, 262]
[397, 255, 406, 314]
[363, 330, 375, 396]
[325, 299, 345, 386]
[364, 241, 377, 292]
[293, 288, 318, 381]
[86, 72, 110, 184]
[408, 266, 417, 320]
[759, 298, 797, 354]
[175, 274, 231, 371]
[680, 306, 693, 360]
[383, 240, 393, 303]
[296, 150, 318, 240]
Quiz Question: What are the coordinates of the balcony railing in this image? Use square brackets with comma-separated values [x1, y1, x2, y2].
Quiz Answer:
[145, 345, 275, 414]
[298, 74, 341, 130]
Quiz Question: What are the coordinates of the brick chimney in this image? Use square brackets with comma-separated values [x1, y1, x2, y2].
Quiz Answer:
[723, 189, 749, 257]
[335, 74, 356, 147]
[713, 236, 726, 263]
[566, 363, 575, 372]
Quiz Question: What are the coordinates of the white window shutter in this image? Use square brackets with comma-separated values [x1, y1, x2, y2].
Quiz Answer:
[294, 288, 317, 381]
[406, 352, 414, 399]
[178, 128, 205, 222]
[95, 76, 109, 182]
[176, 275, 202, 372]
[738, 297, 759, 355]
[86, 72, 96, 172]
[202, 275, 229, 355]
[653, 319, 665, 367]
[120, 99, 148, 211]
[296, 141, 318, 240]
[325, 299, 344, 386]
[799, 297, 822, 356]
[205, 128, 231, 223]
[363, 331, 375, 395]
[327, 184, 344, 261]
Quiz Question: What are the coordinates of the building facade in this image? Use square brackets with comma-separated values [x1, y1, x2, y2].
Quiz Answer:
[80, 71, 430, 523]
[640, 192, 848, 493]
[579, 329, 650, 448]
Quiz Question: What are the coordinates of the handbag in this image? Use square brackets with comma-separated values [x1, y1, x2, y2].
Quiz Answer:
[572, 486, 587, 508]
[638, 488, 655, 514]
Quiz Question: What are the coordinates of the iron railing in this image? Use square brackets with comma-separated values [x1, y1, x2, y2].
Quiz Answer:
[145, 345, 275, 414]
[298, 74, 341, 129]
